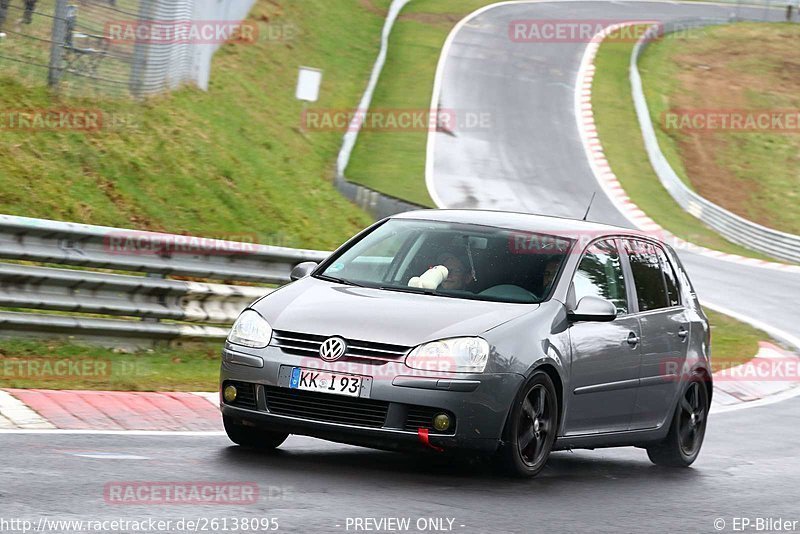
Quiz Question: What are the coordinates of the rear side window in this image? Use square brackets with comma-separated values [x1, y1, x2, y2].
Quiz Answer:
[572, 239, 628, 314]
[657, 247, 681, 307]
[623, 240, 669, 312]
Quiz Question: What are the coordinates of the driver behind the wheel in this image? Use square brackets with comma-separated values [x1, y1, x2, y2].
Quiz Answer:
[541, 258, 560, 294]
[437, 251, 472, 291]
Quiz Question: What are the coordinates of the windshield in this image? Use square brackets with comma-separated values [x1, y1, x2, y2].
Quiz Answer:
[316, 219, 573, 304]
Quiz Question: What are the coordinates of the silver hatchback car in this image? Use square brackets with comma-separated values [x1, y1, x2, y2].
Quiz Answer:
[220, 210, 711, 477]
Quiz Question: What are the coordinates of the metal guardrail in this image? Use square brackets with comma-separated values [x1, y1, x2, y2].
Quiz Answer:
[630, 18, 800, 265]
[0, 214, 328, 346]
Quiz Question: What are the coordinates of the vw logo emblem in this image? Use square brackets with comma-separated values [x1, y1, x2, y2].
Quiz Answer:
[319, 337, 347, 362]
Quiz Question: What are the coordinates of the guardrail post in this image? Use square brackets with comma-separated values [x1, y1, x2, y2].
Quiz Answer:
[142, 272, 165, 323]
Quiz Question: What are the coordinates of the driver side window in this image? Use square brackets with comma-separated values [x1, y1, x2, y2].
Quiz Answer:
[572, 240, 629, 315]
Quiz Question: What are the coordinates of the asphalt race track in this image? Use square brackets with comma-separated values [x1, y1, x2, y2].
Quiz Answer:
[2, 3, 800, 533]
[2, 396, 799, 533]
[428, 1, 800, 339]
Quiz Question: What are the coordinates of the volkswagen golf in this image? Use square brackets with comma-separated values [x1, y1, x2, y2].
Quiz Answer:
[220, 210, 711, 477]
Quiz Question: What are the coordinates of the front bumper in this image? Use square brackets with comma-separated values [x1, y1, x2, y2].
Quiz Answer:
[220, 346, 525, 453]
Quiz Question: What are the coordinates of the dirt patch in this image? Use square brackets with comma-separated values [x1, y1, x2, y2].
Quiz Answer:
[359, 0, 463, 25]
[670, 56, 757, 221]
[659, 25, 800, 232]
[399, 11, 464, 25]
[96, 177, 158, 229]
[358, 0, 387, 17]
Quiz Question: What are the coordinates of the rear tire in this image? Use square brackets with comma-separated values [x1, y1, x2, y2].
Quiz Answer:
[647, 377, 709, 467]
[496, 371, 559, 478]
[223, 415, 289, 451]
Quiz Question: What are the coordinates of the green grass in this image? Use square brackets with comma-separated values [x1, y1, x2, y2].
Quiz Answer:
[346, 0, 498, 206]
[0, 0, 385, 250]
[0, 339, 221, 391]
[705, 309, 767, 368]
[591, 30, 779, 261]
[639, 23, 800, 235]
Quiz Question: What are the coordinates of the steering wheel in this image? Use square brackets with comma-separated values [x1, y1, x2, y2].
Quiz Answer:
[478, 284, 538, 303]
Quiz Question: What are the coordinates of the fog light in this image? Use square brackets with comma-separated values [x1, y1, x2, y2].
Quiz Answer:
[433, 413, 451, 432]
[223, 384, 238, 403]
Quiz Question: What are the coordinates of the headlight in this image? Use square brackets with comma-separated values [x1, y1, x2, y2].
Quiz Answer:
[405, 337, 490, 374]
[227, 310, 273, 348]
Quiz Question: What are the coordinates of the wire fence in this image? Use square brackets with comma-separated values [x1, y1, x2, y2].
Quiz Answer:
[0, 0, 256, 98]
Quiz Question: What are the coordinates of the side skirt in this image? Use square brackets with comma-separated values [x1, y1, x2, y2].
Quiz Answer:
[553, 425, 670, 451]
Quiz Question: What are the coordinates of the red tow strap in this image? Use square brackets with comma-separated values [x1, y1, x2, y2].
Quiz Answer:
[417, 428, 444, 452]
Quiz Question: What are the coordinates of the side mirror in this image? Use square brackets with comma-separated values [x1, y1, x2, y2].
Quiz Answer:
[568, 296, 618, 322]
[290, 261, 318, 281]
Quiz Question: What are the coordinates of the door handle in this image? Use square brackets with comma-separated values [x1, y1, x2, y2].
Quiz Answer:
[626, 332, 640, 346]
[678, 327, 689, 341]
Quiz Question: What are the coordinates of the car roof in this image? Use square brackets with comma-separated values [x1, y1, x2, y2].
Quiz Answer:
[391, 209, 646, 240]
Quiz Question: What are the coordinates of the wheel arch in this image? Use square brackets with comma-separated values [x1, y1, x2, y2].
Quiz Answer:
[693, 366, 713, 405]
[529, 362, 564, 432]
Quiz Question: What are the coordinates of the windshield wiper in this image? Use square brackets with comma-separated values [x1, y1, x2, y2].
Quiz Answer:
[315, 274, 366, 287]
[379, 285, 438, 296]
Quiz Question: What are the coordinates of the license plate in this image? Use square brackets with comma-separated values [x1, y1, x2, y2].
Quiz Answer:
[289, 367, 365, 397]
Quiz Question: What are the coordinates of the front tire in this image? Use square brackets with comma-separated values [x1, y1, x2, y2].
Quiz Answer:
[647, 377, 709, 467]
[496, 371, 559, 478]
[223, 415, 289, 451]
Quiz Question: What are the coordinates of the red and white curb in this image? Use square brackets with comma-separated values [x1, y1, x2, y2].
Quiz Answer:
[0, 390, 220, 432]
[575, 23, 800, 275]
[713, 342, 800, 413]
[0, 390, 55, 429]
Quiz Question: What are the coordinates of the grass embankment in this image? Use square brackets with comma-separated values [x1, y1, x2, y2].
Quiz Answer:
[592, 26, 780, 261]
[346, 0, 498, 206]
[0, 0, 387, 249]
[0, 309, 769, 392]
[639, 23, 800, 236]
[0, 339, 221, 391]
[0, 0, 391, 391]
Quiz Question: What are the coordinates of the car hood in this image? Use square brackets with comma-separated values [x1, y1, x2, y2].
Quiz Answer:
[253, 277, 538, 346]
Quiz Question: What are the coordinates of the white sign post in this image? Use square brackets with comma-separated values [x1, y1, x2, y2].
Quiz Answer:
[296, 67, 323, 135]
[296, 66, 323, 102]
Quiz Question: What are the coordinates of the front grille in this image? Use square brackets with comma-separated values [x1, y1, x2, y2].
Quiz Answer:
[404, 406, 456, 435]
[264, 386, 389, 428]
[272, 330, 411, 363]
[223, 381, 258, 410]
